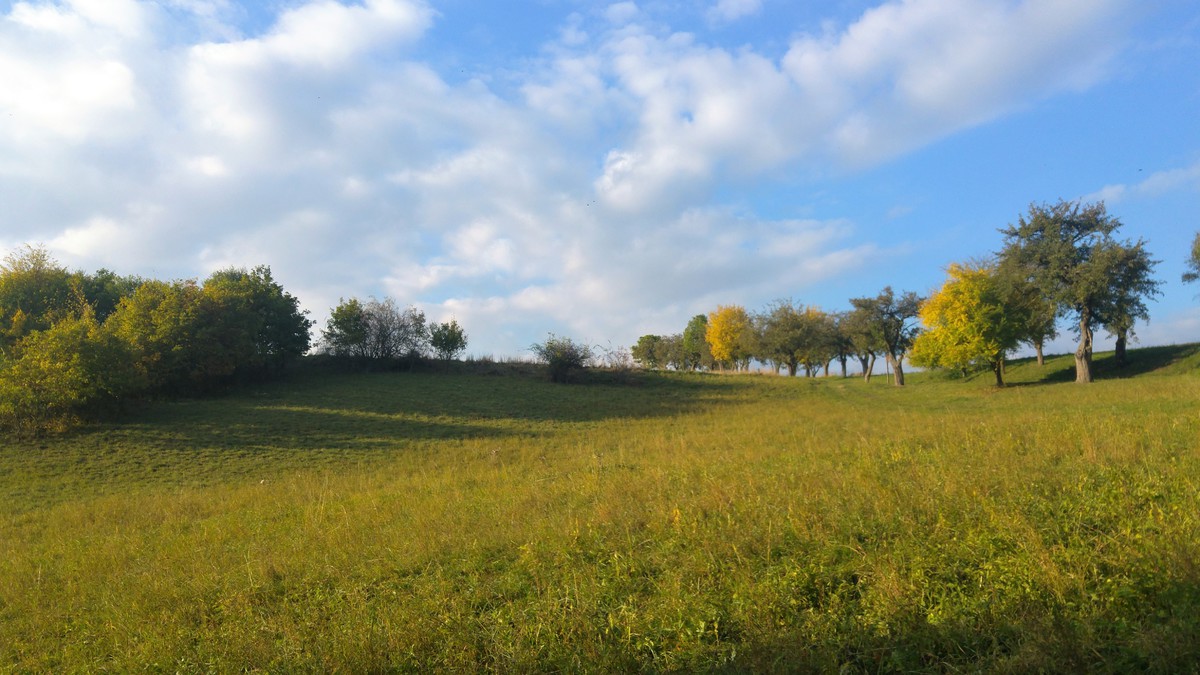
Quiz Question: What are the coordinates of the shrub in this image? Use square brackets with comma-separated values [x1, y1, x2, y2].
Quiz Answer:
[530, 334, 593, 383]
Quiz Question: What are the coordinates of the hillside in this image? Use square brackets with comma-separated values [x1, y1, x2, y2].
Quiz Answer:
[2, 345, 1198, 671]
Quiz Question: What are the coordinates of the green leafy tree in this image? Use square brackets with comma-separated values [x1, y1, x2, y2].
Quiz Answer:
[321, 298, 370, 357]
[77, 268, 144, 322]
[681, 315, 713, 371]
[322, 297, 427, 361]
[1099, 243, 1161, 366]
[0, 310, 141, 434]
[998, 200, 1159, 383]
[1183, 232, 1199, 285]
[829, 312, 856, 378]
[849, 287, 923, 386]
[0, 244, 75, 348]
[530, 334, 593, 383]
[106, 280, 220, 392]
[757, 300, 833, 377]
[841, 304, 882, 381]
[430, 319, 468, 361]
[632, 334, 663, 369]
[910, 262, 1026, 386]
[203, 266, 313, 374]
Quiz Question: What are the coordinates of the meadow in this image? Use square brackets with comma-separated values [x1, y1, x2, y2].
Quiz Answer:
[2, 347, 1200, 672]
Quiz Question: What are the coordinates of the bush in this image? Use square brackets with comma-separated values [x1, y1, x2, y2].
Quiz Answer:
[530, 334, 593, 383]
[0, 312, 142, 435]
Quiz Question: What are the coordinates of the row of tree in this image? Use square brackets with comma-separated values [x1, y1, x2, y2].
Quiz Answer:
[0, 244, 477, 432]
[0, 247, 313, 432]
[633, 287, 927, 385]
[633, 201, 1173, 386]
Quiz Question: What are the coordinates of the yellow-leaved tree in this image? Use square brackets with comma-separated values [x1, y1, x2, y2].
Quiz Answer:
[909, 262, 1026, 386]
[706, 304, 752, 371]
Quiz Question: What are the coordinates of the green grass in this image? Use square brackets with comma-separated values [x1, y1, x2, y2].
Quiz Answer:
[2, 349, 1199, 672]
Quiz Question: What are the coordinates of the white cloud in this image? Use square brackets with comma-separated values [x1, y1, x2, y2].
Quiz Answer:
[707, 0, 762, 24]
[1086, 161, 1200, 204]
[0, 0, 1153, 355]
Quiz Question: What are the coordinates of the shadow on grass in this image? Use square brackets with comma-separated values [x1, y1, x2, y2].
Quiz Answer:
[994, 342, 1200, 387]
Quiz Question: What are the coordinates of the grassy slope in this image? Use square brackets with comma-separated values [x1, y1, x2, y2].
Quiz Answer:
[2, 347, 1199, 672]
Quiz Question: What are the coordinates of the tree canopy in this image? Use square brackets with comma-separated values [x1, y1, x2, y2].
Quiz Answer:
[849, 287, 922, 386]
[706, 305, 752, 371]
[910, 262, 1025, 386]
[1184, 232, 1200, 285]
[997, 200, 1159, 382]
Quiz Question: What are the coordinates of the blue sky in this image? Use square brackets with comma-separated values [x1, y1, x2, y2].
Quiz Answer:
[1, 0, 1198, 358]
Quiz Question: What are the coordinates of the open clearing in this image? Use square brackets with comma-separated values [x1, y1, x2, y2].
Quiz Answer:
[3, 348, 1199, 672]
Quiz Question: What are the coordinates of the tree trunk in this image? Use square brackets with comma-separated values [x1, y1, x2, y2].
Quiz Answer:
[863, 354, 875, 382]
[823, 362, 830, 377]
[993, 358, 1005, 387]
[787, 362, 798, 377]
[1035, 340, 1045, 367]
[839, 355, 848, 378]
[1074, 313, 1093, 383]
[888, 353, 905, 386]
[1114, 329, 1128, 366]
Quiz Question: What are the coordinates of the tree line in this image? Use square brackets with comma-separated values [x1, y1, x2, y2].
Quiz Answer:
[634, 200, 1180, 387]
[0, 247, 469, 434]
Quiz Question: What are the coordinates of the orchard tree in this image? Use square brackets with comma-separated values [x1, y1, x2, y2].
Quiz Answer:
[757, 300, 806, 376]
[632, 334, 663, 369]
[849, 287, 922, 386]
[1099, 243, 1161, 366]
[829, 312, 856, 378]
[681, 315, 713, 371]
[430, 319, 468, 361]
[841, 304, 882, 381]
[909, 262, 1025, 386]
[706, 305, 752, 371]
[998, 200, 1159, 383]
[1184, 232, 1200, 285]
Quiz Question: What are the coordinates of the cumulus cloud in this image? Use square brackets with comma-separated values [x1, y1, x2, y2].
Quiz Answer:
[0, 0, 1146, 355]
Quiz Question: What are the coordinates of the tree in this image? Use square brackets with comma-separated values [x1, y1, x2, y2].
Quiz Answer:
[321, 298, 370, 357]
[849, 287, 922, 386]
[706, 305, 752, 371]
[631, 334, 663, 369]
[203, 266, 313, 374]
[909, 262, 1026, 386]
[77, 268, 143, 322]
[322, 297, 427, 362]
[1184, 232, 1200, 285]
[829, 312, 856, 378]
[107, 279, 229, 392]
[998, 200, 1159, 383]
[430, 319, 468, 361]
[757, 301, 805, 376]
[530, 334, 593, 383]
[0, 310, 141, 434]
[681, 315, 713, 371]
[841, 304, 882, 381]
[1099, 243, 1161, 366]
[0, 244, 75, 348]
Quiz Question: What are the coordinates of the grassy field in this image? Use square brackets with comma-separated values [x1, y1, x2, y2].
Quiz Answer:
[2, 346, 1200, 672]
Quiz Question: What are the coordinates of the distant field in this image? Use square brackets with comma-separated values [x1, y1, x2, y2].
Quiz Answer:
[2, 347, 1199, 672]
